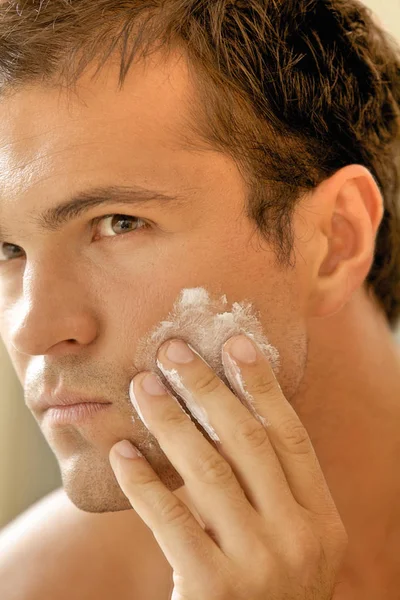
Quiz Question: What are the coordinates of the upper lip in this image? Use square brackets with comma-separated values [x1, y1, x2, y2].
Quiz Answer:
[34, 391, 112, 411]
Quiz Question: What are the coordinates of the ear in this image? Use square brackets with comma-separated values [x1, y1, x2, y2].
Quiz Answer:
[304, 164, 384, 319]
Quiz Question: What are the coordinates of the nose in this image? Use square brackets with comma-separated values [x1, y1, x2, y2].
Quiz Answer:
[7, 259, 98, 357]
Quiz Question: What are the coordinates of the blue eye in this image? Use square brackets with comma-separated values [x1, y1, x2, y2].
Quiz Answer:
[93, 214, 151, 239]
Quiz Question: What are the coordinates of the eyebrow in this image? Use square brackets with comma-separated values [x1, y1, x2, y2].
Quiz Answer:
[0, 184, 187, 240]
[33, 184, 186, 233]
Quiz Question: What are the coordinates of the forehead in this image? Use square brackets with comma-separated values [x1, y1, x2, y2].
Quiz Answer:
[0, 50, 212, 211]
[0, 48, 193, 151]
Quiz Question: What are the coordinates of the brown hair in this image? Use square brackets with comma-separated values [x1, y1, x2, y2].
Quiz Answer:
[1, 0, 400, 327]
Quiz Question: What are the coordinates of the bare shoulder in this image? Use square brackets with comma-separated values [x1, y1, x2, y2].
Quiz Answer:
[0, 487, 172, 600]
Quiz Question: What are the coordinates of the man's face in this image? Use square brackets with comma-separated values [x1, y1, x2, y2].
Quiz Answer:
[0, 50, 311, 512]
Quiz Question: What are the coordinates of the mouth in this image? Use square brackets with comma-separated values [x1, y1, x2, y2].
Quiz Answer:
[43, 402, 112, 426]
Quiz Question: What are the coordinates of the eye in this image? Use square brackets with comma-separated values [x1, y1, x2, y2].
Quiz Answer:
[0, 215, 150, 263]
[0, 243, 24, 262]
[92, 214, 151, 240]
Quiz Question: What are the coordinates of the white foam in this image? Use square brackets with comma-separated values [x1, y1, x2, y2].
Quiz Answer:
[132, 287, 280, 439]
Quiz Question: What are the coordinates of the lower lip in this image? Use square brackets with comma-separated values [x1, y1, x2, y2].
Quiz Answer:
[44, 402, 111, 425]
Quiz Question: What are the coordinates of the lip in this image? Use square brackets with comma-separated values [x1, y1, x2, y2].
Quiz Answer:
[44, 402, 111, 425]
[35, 391, 113, 412]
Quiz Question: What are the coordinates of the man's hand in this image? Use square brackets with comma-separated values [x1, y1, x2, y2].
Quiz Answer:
[109, 334, 348, 600]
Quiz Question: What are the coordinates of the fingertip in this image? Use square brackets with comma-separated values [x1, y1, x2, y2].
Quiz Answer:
[112, 439, 143, 460]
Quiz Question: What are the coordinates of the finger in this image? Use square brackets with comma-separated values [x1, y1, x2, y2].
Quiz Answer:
[109, 440, 222, 577]
[130, 369, 262, 554]
[222, 334, 338, 517]
[154, 338, 295, 522]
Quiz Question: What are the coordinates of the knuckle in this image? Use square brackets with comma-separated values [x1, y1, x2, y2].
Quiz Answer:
[192, 450, 234, 485]
[235, 415, 269, 450]
[155, 492, 192, 526]
[135, 470, 160, 490]
[279, 420, 311, 454]
[250, 373, 278, 397]
[160, 407, 188, 429]
[193, 370, 223, 397]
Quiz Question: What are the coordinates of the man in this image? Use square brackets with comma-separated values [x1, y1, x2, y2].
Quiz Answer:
[0, 0, 399, 597]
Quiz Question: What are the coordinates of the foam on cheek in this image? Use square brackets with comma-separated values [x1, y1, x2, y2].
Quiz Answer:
[133, 288, 280, 441]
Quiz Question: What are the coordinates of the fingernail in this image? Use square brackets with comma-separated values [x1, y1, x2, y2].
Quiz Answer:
[227, 335, 257, 364]
[114, 440, 143, 459]
[142, 372, 166, 395]
[166, 340, 195, 363]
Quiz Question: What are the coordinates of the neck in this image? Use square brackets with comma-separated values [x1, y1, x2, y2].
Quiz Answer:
[293, 286, 400, 587]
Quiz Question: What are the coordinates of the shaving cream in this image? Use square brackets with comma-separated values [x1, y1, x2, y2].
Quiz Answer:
[132, 287, 280, 442]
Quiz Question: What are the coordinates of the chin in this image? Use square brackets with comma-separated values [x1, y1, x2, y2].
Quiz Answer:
[59, 444, 185, 513]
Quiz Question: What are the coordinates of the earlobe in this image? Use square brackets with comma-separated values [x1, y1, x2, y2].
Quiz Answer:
[308, 165, 384, 319]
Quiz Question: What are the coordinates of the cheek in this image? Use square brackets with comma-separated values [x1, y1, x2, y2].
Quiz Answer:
[216, 262, 309, 402]
[267, 317, 309, 403]
[256, 283, 309, 402]
[102, 230, 308, 401]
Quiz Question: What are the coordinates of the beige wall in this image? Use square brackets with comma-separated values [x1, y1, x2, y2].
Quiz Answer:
[0, 0, 399, 530]
[0, 342, 61, 529]
[364, 0, 400, 39]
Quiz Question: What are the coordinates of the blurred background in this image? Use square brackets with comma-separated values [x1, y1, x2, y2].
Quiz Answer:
[0, 0, 400, 531]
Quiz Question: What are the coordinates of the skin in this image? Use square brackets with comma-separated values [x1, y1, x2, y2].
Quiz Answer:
[0, 47, 399, 597]
[108, 334, 348, 599]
